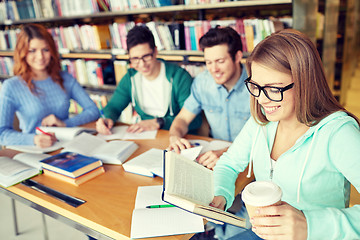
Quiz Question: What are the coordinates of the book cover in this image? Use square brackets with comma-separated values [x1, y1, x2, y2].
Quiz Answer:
[188, 21, 197, 51]
[168, 22, 185, 50]
[184, 21, 191, 51]
[40, 152, 102, 178]
[93, 24, 112, 49]
[236, 19, 248, 53]
[43, 166, 105, 185]
[162, 151, 246, 228]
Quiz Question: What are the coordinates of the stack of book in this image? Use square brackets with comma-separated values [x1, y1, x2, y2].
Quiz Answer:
[40, 152, 105, 186]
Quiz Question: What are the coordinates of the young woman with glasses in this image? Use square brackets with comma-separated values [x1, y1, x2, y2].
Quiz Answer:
[211, 29, 360, 240]
[96, 25, 201, 135]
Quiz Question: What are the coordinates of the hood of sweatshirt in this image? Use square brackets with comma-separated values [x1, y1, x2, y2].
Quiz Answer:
[247, 111, 358, 204]
[128, 59, 177, 117]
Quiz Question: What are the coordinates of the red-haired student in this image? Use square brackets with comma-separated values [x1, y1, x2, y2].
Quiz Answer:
[0, 24, 99, 148]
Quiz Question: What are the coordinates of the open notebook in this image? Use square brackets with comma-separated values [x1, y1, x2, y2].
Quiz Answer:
[5, 127, 97, 154]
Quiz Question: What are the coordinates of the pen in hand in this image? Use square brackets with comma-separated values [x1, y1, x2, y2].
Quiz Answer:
[146, 204, 175, 208]
[36, 127, 53, 137]
[36, 127, 58, 142]
[98, 104, 110, 129]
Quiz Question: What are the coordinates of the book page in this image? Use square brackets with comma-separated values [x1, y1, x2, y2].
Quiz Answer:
[61, 132, 105, 156]
[123, 148, 163, 177]
[0, 156, 40, 188]
[0, 156, 34, 176]
[166, 152, 214, 205]
[92, 140, 138, 164]
[131, 185, 204, 239]
[13, 153, 51, 170]
[37, 126, 96, 141]
[189, 139, 231, 154]
[180, 146, 203, 160]
[6, 141, 64, 154]
[150, 147, 203, 178]
[97, 126, 157, 140]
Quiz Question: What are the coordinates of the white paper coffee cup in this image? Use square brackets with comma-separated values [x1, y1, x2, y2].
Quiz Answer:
[242, 181, 282, 219]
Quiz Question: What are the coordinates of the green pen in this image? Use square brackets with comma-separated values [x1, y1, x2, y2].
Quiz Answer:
[146, 204, 175, 208]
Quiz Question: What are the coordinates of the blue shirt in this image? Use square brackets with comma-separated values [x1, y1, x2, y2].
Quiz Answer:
[0, 72, 99, 145]
[183, 65, 250, 141]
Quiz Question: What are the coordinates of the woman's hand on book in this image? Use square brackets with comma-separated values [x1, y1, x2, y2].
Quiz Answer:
[96, 118, 113, 135]
[210, 196, 226, 210]
[34, 134, 57, 148]
[250, 201, 307, 240]
[41, 114, 66, 127]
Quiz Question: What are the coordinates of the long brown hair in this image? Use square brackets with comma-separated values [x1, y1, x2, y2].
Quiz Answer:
[13, 24, 63, 92]
[246, 29, 359, 126]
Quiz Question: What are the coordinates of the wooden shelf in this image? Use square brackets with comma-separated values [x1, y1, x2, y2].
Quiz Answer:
[61, 53, 112, 59]
[0, 51, 14, 57]
[0, 0, 291, 26]
[82, 84, 116, 95]
[0, 74, 12, 80]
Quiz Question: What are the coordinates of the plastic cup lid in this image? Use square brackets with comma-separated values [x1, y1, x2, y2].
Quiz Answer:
[241, 181, 282, 207]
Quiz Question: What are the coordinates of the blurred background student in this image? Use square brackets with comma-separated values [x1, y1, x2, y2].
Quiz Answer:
[168, 27, 250, 169]
[211, 29, 360, 240]
[0, 24, 99, 148]
[96, 25, 201, 135]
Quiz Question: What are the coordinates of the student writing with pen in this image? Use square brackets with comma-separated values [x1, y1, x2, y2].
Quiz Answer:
[0, 24, 99, 148]
[95, 25, 201, 135]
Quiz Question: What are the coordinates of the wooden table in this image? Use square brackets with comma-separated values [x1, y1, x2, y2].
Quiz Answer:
[0, 126, 252, 240]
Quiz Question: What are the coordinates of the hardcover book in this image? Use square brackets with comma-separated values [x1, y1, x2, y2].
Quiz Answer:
[40, 152, 102, 178]
[43, 166, 105, 186]
[162, 151, 246, 228]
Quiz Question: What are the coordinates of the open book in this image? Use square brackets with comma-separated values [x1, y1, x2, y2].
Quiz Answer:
[5, 126, 97, 154]
[0, 152, 51, 188]
[36, 126, 97, 141]
[61, 132, 138, 164]
[162, 151, 246, 228]
[6, 141, 64, 154]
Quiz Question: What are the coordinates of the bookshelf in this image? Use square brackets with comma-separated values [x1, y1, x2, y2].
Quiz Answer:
[0, 0, 294, 86]
[313, 0, 360, 103]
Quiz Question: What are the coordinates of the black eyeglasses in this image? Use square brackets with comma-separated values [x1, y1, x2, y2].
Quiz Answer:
[244, 77, 294, 102]
[129, 51, 154, 65]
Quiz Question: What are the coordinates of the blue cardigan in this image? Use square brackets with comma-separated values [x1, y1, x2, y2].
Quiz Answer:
[0, 72, 99, 145]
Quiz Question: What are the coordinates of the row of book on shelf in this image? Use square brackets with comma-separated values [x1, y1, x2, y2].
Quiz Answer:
[0, 0, 235, 22]
[1, 55, 205, 84]
[0, 56, 13, 76]
[0, 17, 293, 54]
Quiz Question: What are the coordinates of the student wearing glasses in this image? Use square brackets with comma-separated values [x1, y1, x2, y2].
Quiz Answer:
[168, 27, 250, 169]
[211, 29, 360, 239]
[96, 25, 201, 134]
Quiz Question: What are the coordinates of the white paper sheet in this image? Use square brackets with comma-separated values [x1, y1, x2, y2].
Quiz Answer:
[131, 185, 204, 239]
